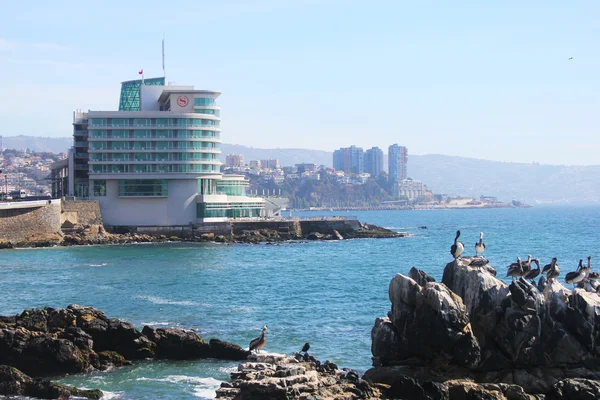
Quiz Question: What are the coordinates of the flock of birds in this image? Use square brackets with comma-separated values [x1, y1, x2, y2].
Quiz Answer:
[450, 230, 599, 293]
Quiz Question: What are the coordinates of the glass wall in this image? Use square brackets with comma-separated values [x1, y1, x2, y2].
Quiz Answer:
[118, 179, 168, 197]
[194, 98, 215, 106]
[216, 180, 247, 196]
[197, 202, 264, 218]
[93, 180, 106, 196]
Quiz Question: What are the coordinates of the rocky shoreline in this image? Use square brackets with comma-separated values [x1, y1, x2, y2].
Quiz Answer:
[0, 221, 406, 249]
[0, 305, 250, 399]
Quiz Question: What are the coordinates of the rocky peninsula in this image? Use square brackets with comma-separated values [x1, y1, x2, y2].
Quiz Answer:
[0, 220, 405, 249]
[0, 305, 249, 399]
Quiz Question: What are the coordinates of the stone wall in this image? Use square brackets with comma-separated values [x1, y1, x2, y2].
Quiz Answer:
[231, 220, 301, 236]
[0, 201, 62, 244]
[61, 200, 103, 226]
[299, 218, 360, 234]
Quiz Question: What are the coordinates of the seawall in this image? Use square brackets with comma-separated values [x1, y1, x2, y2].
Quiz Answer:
[0, 200, 62, 244]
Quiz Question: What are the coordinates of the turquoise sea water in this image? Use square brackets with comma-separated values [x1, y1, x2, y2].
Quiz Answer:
[1, 206, 599, 399]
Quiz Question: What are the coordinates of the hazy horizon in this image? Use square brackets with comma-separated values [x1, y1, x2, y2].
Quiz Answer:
[1, 1, 599, 165]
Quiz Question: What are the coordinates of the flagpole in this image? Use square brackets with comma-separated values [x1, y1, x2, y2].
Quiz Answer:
[162, 34, 166, 82]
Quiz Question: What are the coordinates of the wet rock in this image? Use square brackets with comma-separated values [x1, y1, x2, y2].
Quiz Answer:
[0, 364, 102, 399]
[141, 326, 210, 359]
[546, 378, 600, 400]
[306, 232, 324, 240]
[209, 338, 251, 360]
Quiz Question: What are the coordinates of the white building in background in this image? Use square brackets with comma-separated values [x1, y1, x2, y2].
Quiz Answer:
[225, 154, 244, 168]
[71, 81, 264, 226]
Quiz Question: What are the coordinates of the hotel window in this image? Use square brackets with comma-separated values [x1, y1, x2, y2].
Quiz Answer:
[112, 118, 128, 127]
[111, 141, 130, 150]
[111, 130, 128, 138]
[118, 179, 168, 197]
[93, 180, 106, 196]
[134, 130, 151, 138]
[155, 118, 172, 127]
[134, 118, 150, 126]
[155, 152, 170, 161]
[194, 98, 215, 106]
[134, 141, 152, 150]
[91, 130, 107, 138]
[156, 130, 172, 138]
[91, 118, 107, 126]
[134, 153, 150, 161]
[156, 141, 172, 150]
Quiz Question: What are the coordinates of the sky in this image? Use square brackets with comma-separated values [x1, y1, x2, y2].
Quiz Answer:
[0, 0, 599, 165]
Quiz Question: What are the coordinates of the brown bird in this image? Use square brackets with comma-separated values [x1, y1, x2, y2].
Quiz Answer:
[301, 342, 310, 353]
[249, 325, 268, 353]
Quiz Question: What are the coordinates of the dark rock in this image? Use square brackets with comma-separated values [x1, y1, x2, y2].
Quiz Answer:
[306, 232, 324, 240]
[0, 364, 102, 399]
[106, 318, 156, 359]
[16, 308, 49, 332]
[387, 375, 428, 399]
[209, 338, 250, 360]
[546, 378, 600, 400]
[408, 267, 436, 286]
[142, 326, 210, 359]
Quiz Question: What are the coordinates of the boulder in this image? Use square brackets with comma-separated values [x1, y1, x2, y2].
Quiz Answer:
[409, 267, 436, 287]
[209, 338, 251, 360]
[0, 364, 102, 399]
[387, 274, 480, 368]
[306, 232, 324, 240]
[371, 317, 402, 366]
[546, 378, 600, 400]
[142, 326, 211, 359]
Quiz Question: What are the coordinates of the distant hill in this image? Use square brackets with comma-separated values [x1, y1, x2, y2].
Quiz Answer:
[2, 136, 599, 204]
[220, 143, 332, 167]
[2, 135, 72, 154]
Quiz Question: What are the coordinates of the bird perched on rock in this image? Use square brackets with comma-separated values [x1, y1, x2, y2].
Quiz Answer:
[249, 325, 268, 353]
[524, 258, 541, 283]
[520, 255, 533, 274]
[301, 342, 310, 353]
[546, 258, 560, 281]
[565, 259, 586, 286]
[450, 230, 464, 259]
[475, 232, 486, 256]
[506, 257, 523, 280]
[542, 258, 558, 275]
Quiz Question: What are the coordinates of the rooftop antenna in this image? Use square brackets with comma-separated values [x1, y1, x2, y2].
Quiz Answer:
[162, 34, 166, 83]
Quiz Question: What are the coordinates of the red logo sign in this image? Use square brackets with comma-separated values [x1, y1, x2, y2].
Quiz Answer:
[177, 95, 189, 107]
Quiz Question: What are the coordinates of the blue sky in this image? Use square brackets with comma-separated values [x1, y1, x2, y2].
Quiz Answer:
[1, 0, 598, 165]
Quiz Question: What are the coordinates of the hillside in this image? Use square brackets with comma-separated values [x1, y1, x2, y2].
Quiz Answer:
[2, 136, 599, 204]
[1, 135, 72, 154]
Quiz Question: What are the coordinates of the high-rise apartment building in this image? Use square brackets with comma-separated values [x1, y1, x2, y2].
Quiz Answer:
[261, 158, 279, 170]
[332, 145, 364, 174]
[65, 78, 265, 226]
[364, 147, 383, 177]
[225, 154, 244, 168]
[388, 144, 408, 182]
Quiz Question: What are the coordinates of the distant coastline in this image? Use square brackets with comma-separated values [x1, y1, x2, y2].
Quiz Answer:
[292, 202, 532, 212]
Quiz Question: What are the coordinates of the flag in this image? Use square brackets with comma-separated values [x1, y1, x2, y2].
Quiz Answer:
[138, 69, 143, 75]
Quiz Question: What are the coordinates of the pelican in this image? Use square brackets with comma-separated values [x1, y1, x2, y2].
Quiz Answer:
[520, 255, 533, 274]
[249, 325, 268, 353]
[301, 342, 310, 353]
[565, 259, 585, 286]
[524, 258, 541, 282]
[474, 232, 486, 256]
[506, 257, 524, 280]
[543, 258, 558, 275]
[547, 259, 560, 281]
[450, 230, 464, 259]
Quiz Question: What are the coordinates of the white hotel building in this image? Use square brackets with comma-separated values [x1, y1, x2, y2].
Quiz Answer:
[71, 81, 264, 227]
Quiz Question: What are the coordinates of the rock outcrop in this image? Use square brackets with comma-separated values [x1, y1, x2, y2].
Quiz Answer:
[0, 305, 251, 399]
[367, 259, 600, 396]
[0, 365, 102, 399]
[215, 352, 385, 399]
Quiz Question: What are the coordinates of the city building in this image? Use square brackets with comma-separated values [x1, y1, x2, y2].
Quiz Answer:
[225, 154, 244, 168]
[388, 144, 408, 184]
[249, 160, 262, 169]
[295, 163, 317, 173]
[332, 146, 364, 174]
[394, 178, 432, 201]
[364, 147, 383, 178]
[55, 78, 265, 226]
[260, 158, 279, 170]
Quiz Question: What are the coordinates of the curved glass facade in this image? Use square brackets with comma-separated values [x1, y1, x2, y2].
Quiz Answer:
[118, 78, 165, 111]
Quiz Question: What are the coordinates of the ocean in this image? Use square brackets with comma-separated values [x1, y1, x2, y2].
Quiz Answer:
[1, 206, 599, 399]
